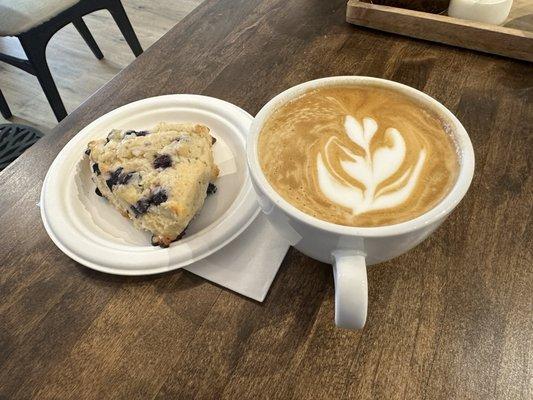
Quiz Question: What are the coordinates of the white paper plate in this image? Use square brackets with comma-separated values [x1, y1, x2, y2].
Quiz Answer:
[40, 95, 260, 275]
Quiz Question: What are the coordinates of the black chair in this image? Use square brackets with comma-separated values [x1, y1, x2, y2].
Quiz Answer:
[0, 0, 143, 122]
[0, 124, 44, 171]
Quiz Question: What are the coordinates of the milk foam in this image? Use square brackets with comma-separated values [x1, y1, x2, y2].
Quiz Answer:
[258, 85, 458, 227]
[317, 116, 426, 215]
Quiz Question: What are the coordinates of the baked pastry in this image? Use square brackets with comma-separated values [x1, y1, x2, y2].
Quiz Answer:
[85, 122, 219, 247]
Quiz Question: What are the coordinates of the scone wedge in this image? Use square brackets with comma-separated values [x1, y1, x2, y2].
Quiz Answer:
[86, 122, 219, 247]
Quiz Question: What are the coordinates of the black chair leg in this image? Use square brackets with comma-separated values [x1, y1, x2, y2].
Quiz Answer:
[0, 89, 12, 119]
[107, 0, 143, 57]
[73, 17, 104, 60]
[19, 39, 67, 122]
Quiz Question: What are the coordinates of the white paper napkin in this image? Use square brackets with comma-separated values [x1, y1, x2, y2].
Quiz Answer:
[184, 213, 289, 302]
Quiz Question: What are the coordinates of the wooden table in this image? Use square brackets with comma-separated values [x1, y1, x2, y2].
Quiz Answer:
[1, 0, 531, 398]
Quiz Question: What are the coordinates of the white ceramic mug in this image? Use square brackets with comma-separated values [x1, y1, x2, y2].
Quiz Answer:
[247, 76, 475, 329]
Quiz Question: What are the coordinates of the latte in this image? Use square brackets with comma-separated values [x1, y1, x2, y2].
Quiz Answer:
[258, 85, 459, 227]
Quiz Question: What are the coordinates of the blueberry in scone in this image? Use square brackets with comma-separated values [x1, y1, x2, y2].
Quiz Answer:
[85, 122, 219, 247]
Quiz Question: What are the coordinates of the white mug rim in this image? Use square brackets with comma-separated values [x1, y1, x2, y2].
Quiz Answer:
[247, 76, 475, 237]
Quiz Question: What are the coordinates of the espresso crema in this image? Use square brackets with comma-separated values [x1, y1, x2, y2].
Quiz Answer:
[258, 85, 459, 227]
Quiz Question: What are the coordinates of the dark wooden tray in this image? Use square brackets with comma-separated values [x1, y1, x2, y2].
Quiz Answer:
[346, 0, 533, 62]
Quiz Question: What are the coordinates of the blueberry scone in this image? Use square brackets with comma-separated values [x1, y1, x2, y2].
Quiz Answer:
[85, 122, 219, 247]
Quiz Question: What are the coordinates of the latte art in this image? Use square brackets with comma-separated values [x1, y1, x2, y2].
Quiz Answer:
[317, 116, 426, 215]
[258, 85, 459, 227]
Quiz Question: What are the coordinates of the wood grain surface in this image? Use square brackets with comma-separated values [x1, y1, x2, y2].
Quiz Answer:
[1, 0, 532, 399]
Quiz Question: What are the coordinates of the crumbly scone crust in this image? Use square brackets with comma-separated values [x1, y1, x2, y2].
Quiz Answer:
[86, 122, 218, 247]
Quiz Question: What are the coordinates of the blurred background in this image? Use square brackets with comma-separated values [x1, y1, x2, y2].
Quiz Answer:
[0, 0, 201, 133]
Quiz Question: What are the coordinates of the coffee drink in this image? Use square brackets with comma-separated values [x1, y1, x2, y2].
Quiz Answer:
[258, 85, 459, 227]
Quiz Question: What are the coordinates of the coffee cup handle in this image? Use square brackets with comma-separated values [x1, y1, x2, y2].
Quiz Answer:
[332, 250, 368, 329]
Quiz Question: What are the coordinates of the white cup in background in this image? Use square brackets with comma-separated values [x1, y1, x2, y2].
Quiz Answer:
[448, 0, 514, 25]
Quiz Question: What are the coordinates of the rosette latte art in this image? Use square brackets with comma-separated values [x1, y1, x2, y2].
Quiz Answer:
[258, 86, 459, 227]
